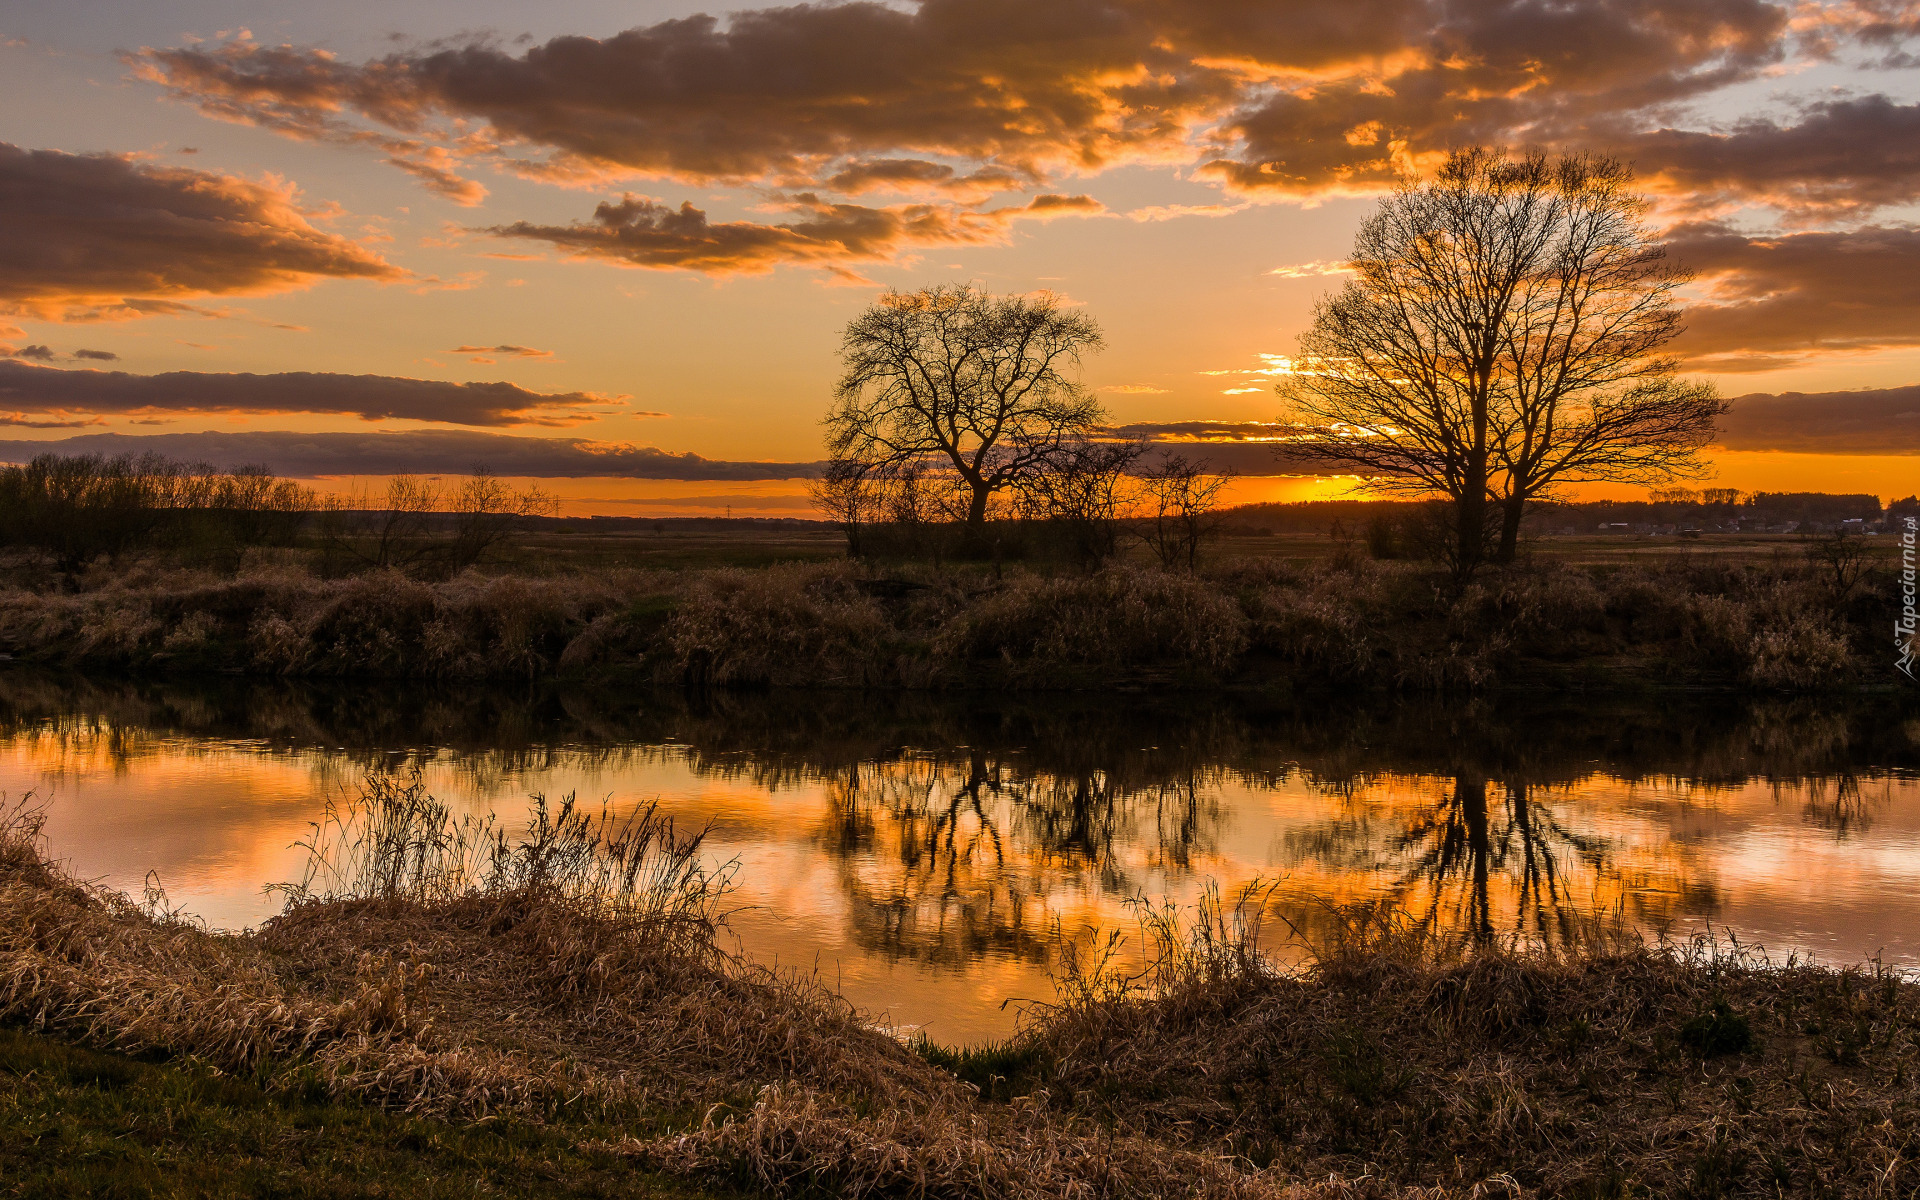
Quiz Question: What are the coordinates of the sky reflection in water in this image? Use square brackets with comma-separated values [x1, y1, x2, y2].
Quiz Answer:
[4, 674, 1917, 1044]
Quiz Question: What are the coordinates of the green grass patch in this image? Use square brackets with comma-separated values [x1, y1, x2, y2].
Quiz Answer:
[908, 1034, 1050, 1103]
[0, 1026, 726, 1200]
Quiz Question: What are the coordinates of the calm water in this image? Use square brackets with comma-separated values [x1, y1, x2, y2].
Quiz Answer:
[5, 672, 1919, 1043]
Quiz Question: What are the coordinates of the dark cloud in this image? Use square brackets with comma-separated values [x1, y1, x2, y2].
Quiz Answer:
[0, 143, 399, 324]
[130, 4, 1245, 187]
[1717, 384, 1920, 453]
[823, 159, 1031, 197]
[128, 0, 1920, 219]
[491, 191, 1100, 275]
[1134, 440, 1330, 476]
[1624, 96, 1920, 216]
[4, 345, 123, 363]
[0, 360, 619, 426]
[1206, 0, 1791, 199]
[1667, 222, 1920, 370]
[1101, 422, 1356, 475]
[1803, 0, 1920, 64]
[1112, 420, 1294, 441]
[0, 429, 825, 480]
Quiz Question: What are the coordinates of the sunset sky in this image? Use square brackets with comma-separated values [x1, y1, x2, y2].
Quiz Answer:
[1, 0, 1916, 514]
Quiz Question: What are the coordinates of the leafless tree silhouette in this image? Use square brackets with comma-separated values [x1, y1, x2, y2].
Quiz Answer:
[826, 284, 1105, 532]
[1138, 452, 1234, 571]
[1281, 149, 1723, 576]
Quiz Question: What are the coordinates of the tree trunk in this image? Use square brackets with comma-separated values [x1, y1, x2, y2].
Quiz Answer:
[1494, 495, 1526, 564]
[1454, 488, 1488, 581]
[966, 484, 990, 529]
[1459, 775, 1493, 944]
[1456, 387, 1490, 581]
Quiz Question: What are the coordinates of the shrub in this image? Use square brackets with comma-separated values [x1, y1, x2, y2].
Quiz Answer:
[305, 573, 442, 676]
[935, 566, 1248, 676]
[666, 565, 892, 687]
[1454, 568, 1607, 653]
[1746, 611, 1853, 690]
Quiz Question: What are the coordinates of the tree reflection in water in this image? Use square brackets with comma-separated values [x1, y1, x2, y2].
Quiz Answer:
[819, 751, 1221, 966]
[1, 670, 1915, 972]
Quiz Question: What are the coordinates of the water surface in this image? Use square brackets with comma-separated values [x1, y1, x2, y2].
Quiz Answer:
[5, 672, 1918, 1043]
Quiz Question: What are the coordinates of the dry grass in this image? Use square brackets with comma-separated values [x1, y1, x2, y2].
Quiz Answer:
[664, 564, 894, 687]
[0, 549, 1892, 691]
[996, 893, 1920, 1198]
[934, 565, 1250, 679]
[0, 784, 938, 1121]
[0, 784, 1439, 1200]
[0, 562, 672, 680]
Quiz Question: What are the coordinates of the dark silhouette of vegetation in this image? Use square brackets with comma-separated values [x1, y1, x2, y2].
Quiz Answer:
[1014, 437, 1144, 568]
[317, 469, 557, 577]
[1805, 528, 1870, 601]
[825, 284, 1105, 534]
[0, 453, 312, 574]
[0, 540, 1905, 689]
[1281, 148, 1724, 578]
[1139, 453, 1234, 571]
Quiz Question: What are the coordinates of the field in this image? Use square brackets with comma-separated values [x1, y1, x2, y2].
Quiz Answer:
[458, 517, 1911, 576]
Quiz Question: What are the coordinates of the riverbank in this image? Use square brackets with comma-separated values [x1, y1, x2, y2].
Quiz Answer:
[5, 787, 1919, 1199]
[0, 1024, 718, 1199]
[0, 547, 1904, 692]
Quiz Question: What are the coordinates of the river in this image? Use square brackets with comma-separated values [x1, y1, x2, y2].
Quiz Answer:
[5, 671, 1917, 1043]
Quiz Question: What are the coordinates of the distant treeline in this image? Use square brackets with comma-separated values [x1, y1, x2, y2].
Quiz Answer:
[1222, 491, 1917, 537]
[0, 452, 553, 577]
[0, 453, 311, 572]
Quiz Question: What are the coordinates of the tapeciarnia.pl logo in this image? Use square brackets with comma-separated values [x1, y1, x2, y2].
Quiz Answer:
[1899, 515, 1917, 680]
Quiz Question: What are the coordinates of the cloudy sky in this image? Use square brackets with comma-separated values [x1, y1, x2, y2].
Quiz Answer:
[1, 0, 1917, 513]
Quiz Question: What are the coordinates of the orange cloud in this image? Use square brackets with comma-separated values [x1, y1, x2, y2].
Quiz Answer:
[451, 343, 555, 360]
[0, 143, 400, 324]
[127, 0, 1918, 225]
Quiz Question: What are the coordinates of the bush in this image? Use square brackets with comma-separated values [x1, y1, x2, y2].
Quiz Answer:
[666, 565, 892, 687]
[935, 566, 1248, 676]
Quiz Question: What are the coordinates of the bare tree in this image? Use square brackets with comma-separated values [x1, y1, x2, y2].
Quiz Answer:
[808, 457, 883, 558]
[446, 468, 558, 571]
[1280, 148, 1723, 577]
[319, 470, 551, 575]
[826, 284, 1105, 533]
[346, 475, 440, 570]
[1804, 528, 1869, 602]
[1137, 453, 1233, 571]
[1018, 438, 1144, 568]
[1484, 154, 1724, 561]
